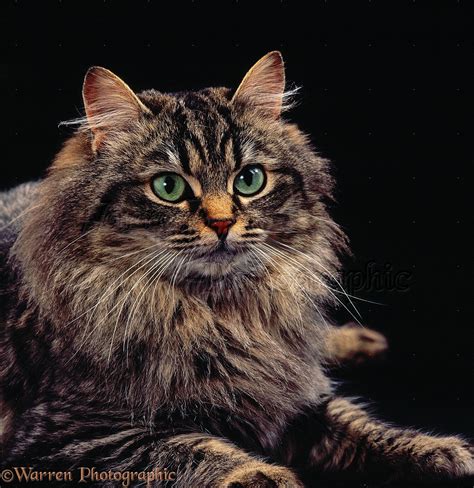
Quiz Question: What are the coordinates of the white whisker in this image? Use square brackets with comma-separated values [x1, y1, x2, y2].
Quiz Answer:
[271, 239, 363, 317]
[67, 247, 167, 364]
[259, 242, 363, 326]
[121, 250, 178, 365]
[64, 242, 165, 330]
[107, 250, 173, 364]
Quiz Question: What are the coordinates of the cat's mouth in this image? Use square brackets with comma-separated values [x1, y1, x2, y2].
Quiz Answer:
[205, 241, 243, 262]
[178, 243, 259, 283]
[177, 240, 253, 279]
[163, 239, 260, 283]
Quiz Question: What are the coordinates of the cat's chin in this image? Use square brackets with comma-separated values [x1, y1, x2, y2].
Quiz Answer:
[177, 245, 261, 282]
[185, 253, 249, 278]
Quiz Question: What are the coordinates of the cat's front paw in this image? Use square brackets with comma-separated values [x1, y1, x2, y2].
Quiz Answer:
[412, 434, 474, 479]
[327, 322, 388, 365]
[222, 462, 303, 487]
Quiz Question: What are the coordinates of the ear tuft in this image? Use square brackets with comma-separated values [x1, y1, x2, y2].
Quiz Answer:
[82, 67, 150, 150]
[231, 51, 287, 119]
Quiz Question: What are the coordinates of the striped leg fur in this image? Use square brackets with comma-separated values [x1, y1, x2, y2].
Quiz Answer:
[281, 397, 474, 483]
[3, 404, 302, 488]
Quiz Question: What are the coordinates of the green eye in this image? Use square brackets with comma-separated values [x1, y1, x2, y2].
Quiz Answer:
[234, 165, 266, 196]
[151, 173, 188, 202]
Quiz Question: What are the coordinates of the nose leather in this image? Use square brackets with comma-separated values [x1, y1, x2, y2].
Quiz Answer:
[207, 219, 235, 239]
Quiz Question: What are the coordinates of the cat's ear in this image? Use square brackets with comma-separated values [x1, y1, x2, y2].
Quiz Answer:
[231, 51, 286, 119]
[82, 66, 150, 151]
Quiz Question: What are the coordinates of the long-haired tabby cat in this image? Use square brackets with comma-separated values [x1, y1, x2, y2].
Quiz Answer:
[0, 52, 472, 486]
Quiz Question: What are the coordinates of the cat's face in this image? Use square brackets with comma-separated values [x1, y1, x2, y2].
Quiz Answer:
[104, 112, 289, 277]
[20, 53, 340, 307]
[78, 91, 324, 284]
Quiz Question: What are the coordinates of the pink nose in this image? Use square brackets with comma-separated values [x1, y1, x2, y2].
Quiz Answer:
[208, 219, 234, 239]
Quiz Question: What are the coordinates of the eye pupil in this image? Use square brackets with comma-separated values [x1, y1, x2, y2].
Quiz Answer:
[243, 170, 254, 186]
[164, 176, 176, 194]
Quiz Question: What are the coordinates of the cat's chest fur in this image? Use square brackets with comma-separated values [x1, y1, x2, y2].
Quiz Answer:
[86, 297, 326, 395]
[54, 290, 332, 451]
[6, 236, 333, 454]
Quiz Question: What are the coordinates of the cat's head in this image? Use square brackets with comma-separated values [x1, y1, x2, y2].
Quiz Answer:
[14, 52, 345, 320]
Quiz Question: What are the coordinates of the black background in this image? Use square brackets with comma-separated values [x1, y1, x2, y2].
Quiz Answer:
[1, 0, 472, 478]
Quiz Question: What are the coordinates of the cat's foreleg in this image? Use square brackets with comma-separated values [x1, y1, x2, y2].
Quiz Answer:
[6, 421, 303, 488]
[281, 397, 473, 482]
[162, 434, 304, 488]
